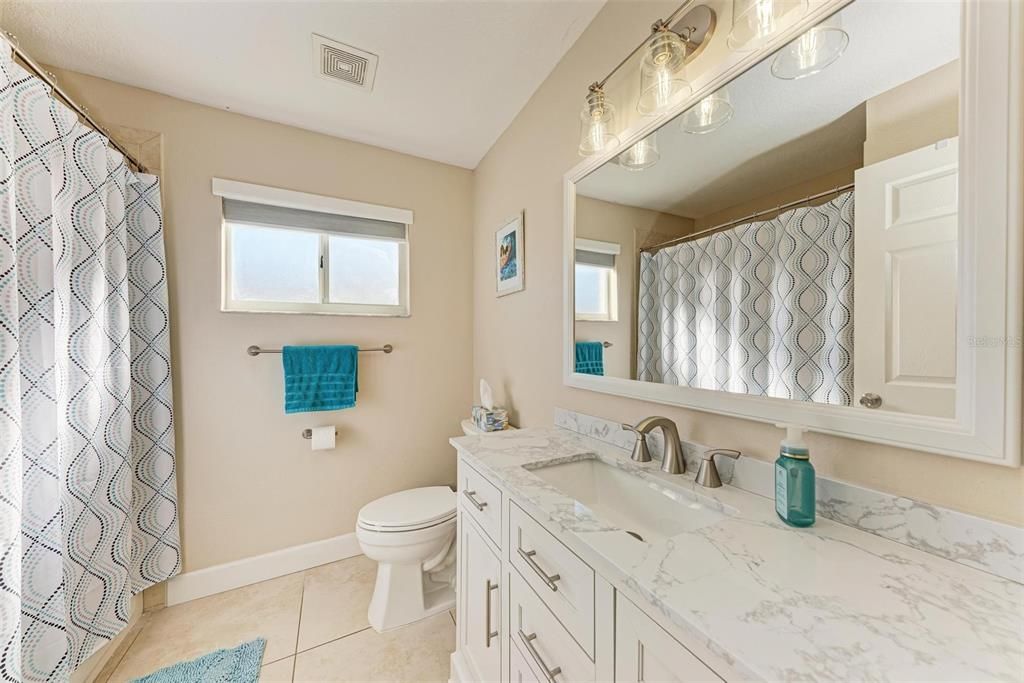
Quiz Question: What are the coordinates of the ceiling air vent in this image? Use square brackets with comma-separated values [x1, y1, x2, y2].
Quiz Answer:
[312, 34, 378, 92]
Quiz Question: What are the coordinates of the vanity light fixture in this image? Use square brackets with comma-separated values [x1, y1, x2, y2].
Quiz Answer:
[576, 4, 716, 156]
[578, 84, 619, 156]
[679, 88, 733, 134]
[770, 16, 849, 80]
[617, 131, 660, 171]
[727, 0, 808, 52]
[637, 21, 691, 115]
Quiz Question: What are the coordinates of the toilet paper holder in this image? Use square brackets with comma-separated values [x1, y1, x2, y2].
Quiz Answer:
[302, 428, 338, 439]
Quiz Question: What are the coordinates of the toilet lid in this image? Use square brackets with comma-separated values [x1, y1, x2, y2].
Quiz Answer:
[358, 486, 456, 531]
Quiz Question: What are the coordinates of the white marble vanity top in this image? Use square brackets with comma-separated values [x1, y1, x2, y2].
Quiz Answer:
[451, 427, 1024, 682]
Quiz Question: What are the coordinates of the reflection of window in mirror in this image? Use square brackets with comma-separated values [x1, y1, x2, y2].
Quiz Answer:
[575, 238, 619, 322]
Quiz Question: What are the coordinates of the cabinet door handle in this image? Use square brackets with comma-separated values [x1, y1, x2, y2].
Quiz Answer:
[517, 548, 561, 592]
[463, 489, 487, 511]
[518, 630, 562, 683]
[484, 579, 499, 648]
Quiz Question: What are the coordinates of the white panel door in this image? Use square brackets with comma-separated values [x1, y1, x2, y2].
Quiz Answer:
[614, 595, 720, 682]
[854, 138, 959, 418]
[459, 515, 502, 682]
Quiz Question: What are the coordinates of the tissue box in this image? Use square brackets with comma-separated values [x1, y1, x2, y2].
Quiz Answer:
[472, 405, 509, 432]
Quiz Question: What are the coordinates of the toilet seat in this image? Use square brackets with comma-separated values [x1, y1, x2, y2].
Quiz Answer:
[357, 486, 456, 533]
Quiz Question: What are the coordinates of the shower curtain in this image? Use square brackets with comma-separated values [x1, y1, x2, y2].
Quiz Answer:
[637, 192, 854, 405]
[0, 48, 180, 682]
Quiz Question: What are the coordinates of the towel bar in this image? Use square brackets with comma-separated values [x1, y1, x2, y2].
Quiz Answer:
[247, 344, 393, 356]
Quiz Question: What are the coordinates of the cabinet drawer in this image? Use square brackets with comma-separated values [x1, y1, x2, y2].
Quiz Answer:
[458, 461, 502, 547]
[510, 502, 595, 657]
[510, 569, 595, 682]
[509, 636, 542, 683]
[615, 593, 721, 683]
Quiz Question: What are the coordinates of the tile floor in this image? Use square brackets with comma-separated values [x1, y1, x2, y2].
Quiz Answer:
[100, 555, 455, 682]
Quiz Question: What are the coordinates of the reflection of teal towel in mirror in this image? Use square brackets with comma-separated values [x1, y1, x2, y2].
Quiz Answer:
[575, 341, 604, 376]
[282, 345, 358, 413]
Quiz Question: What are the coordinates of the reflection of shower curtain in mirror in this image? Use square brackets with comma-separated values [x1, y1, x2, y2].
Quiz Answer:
[637, 192, 854, 405]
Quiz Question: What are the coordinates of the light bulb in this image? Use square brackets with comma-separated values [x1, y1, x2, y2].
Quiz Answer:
[579, 87, 619, 156]
[728, 0, 807, 52]
[771, 16, 848, 80]
[637, 29, 691, 115]
[617, 133, 660, 171]
[755, 0, 777, 39]
[679, 88, 733, 134]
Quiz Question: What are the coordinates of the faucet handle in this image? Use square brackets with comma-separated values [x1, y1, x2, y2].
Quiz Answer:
[621, 424, 652, 463]
[695, 449, 741, 488]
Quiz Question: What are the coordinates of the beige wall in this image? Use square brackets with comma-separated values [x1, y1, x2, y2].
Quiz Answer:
[575, 195, 691, 378]
[864, 60, 959, 165]
[52, 67, 475, 572]
[472, 0, 1024, 526]
[691, 164, 859, 231]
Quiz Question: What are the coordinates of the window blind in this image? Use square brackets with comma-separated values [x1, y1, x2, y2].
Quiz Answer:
[575, 249, 615, 268]
[223, 198, 407, 240]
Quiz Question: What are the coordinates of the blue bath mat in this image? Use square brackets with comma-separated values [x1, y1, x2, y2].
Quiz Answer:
[131, 638, 266, 683]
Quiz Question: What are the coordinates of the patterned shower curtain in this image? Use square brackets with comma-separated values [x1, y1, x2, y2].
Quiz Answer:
[0, 48, 180, 682]
[637, 192, 854, 405]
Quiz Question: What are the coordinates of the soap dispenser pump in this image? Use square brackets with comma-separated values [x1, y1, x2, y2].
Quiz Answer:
[774, 424, 815, 527]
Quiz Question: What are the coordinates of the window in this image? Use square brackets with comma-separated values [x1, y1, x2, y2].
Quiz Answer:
[216, 179, 411, 316]
[574, 238, 619, 322]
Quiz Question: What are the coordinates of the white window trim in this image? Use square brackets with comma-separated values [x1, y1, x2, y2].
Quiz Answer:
[215, 179, 412, 317]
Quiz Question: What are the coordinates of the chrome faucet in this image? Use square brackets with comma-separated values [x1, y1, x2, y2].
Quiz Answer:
[622, 417, 686, 474]
[695, 448, 741, 488]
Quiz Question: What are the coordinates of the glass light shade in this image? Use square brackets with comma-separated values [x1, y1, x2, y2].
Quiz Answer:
[770, 18, 849, 80]
[617, 132, 660, 171]
[679, 89, 734, 134]
[578, 88, 619, 156]
[727, 0, 808, 52]
[637, 30, 691, 115]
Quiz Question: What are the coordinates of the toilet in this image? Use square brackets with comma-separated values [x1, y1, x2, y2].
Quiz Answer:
[357, 485, 457, 632]
[357, 420, 513, 632]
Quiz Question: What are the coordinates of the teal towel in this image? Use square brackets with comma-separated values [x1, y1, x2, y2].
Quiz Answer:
[575, 341, 604, 376]
[131, 638, 265, 682]
[283, 345, 358, 413]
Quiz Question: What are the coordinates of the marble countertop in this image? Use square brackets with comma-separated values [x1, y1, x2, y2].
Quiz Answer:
[451, 427, 1024, 682]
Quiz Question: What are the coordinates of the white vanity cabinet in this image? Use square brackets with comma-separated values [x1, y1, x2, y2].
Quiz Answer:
[456, 460, 505, 683]
[453, 456, 729, 683]
[615, 595, 722, 683]
[458, 506, 503, 682]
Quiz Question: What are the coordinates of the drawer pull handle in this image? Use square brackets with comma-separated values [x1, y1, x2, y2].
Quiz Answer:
[518, 630, 562, 683]
[484, 579, 499, 648]
[517, 548, 561, 592]
[462, 489, 488, 511]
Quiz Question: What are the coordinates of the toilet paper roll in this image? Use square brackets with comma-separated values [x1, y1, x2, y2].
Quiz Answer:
[310, 426, 336, 450]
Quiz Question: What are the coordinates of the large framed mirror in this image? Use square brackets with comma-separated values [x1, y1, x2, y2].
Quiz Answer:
[564, 0, 1022, 465]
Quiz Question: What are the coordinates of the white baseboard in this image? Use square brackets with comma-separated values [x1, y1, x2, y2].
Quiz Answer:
[166, 532, 362, 606]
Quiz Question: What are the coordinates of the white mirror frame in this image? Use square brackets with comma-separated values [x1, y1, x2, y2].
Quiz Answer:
[563, 0, 1022, 466]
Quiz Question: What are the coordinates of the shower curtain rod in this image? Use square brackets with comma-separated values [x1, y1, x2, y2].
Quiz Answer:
[640, 182, 855, 254]
[1, 29, 149, 174]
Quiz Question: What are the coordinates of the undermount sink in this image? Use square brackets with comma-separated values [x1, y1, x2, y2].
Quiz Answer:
[527, 457, 732, 543]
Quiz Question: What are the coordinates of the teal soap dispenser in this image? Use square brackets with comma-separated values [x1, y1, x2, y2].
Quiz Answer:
[774, 424, 815, 527]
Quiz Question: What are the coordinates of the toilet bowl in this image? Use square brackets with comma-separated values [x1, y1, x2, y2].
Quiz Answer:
[357, 486, 456, 632]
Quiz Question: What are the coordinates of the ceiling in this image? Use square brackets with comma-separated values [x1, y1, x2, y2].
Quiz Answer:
[577, 0, 961, 218]
[1, 0, 604, 169]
